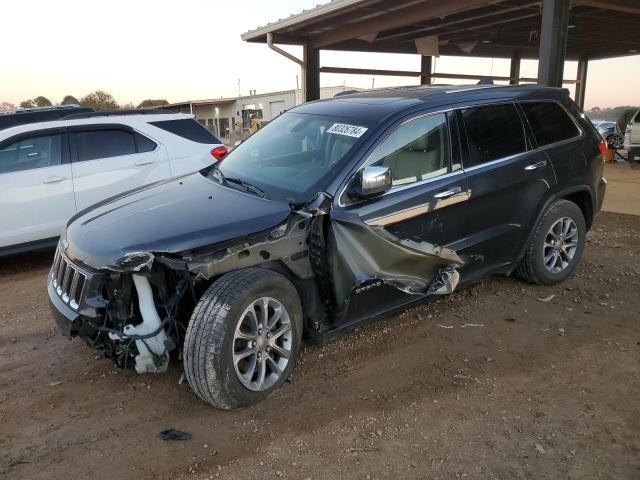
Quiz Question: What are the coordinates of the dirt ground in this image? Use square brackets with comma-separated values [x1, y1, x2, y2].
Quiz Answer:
[1, 210, 639, 480]
[602, 161, 640, 216]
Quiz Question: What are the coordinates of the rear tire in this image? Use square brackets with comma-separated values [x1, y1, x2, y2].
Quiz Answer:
[606, 133, 624, 150]
[515, 200, 586, 285]
[183, 268, 303, 410]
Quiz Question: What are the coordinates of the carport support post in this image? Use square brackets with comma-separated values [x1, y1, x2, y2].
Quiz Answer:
[420, 56, 433, 85]
[537, 0, 570, 87]
[304, 43, 320, 102]
[575, 56, 589, 110]
[509, 51, 521, 85]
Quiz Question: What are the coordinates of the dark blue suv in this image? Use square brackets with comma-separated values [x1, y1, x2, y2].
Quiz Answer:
[48, 84, 606, 409]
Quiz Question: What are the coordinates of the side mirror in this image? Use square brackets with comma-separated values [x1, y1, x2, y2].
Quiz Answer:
[349, 165, 392, 198]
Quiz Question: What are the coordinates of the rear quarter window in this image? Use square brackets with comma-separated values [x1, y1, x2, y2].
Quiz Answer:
[150, 119, 221, 144]
[520, 102, 580, 147]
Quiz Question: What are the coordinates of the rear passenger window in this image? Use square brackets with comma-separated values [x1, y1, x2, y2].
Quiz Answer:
[150, 119, 221, 144]
[73, 129, 137, 161]
[0, 133, 62, 174]
[520, 102, 580, 147]
[461, 104, 526, 167]
[364, 113, 450, 187]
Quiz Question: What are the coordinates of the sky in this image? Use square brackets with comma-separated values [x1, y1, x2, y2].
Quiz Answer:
[1, 0, 638, 110]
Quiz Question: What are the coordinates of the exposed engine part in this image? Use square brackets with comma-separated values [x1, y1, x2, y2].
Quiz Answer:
[108, 275, 169, 373]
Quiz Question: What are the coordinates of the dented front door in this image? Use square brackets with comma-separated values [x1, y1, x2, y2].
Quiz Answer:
[329, 111, 469, 319]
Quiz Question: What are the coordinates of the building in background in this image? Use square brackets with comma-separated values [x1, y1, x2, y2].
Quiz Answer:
[164, 85, 358, 144]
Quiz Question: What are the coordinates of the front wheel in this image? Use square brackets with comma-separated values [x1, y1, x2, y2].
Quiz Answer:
[515, 200, 586, 285]
[183, 268, 303, 409]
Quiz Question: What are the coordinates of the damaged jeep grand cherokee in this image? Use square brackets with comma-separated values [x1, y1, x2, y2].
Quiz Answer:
[49, 85, 606, 409]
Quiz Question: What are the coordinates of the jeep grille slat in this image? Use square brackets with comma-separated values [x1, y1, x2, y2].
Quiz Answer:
[50, 246, 88, 311]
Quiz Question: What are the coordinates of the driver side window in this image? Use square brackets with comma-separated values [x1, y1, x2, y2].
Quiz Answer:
[364, 113, 451, 187]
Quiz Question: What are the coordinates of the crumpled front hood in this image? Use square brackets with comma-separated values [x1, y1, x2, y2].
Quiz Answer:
[65, 173, 292, 268]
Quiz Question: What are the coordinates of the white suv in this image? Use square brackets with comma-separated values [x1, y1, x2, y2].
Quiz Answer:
[0, 108, 227, 255]
[623, 108, 640, 161]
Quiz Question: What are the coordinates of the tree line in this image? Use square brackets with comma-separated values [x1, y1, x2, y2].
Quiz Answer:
[0, 91, 169, 112]
[585, 105, 639, 123]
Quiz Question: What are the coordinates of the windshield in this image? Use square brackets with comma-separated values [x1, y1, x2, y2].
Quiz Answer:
[213, 112, 370, 203]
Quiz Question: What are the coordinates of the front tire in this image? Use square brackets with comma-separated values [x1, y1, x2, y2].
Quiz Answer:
[183, 268, 303, 410]
[515, 200, 586, 285]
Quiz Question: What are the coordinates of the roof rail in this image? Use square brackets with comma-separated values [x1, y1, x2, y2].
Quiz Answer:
[0, 105, 95, 131]
[62, 108, 176, 120]
[0, 104, 86, 116]
[333, 90, 361, 97]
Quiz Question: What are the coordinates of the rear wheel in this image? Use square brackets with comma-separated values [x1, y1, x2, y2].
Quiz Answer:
[183, 268, 303, 409]
[606, 133, 624, 150]
[515, 200, 586, 285]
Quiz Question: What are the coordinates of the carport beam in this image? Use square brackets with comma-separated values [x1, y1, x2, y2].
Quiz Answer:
[509, 51, 521, 85]
[537, 0, 570, 87]
[304, 44, 321, 102]
[420, 56, 433, 85]
[575, 57, 589, 110]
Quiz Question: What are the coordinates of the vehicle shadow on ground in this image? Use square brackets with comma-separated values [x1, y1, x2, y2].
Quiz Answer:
[0, 249, 55, 277]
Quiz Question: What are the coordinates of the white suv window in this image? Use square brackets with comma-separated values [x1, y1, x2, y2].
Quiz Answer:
[0, 133, 62, 174]
[72, 129, 137, 161]
[364, 113, 450, 187]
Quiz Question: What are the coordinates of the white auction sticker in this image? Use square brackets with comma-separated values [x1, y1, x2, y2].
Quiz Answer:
[327, 123, 368, 138]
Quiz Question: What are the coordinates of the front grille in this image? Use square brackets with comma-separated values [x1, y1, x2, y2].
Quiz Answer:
[51, 247, 87, 310]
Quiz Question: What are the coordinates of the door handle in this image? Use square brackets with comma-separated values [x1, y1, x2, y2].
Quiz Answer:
[135, 159, 155, 166]
[524, 160, 547, 171]
[43, 176, 66, 184]
[433, 186, 462, 199]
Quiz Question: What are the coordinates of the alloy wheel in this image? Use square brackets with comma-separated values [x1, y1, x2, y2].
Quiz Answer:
[232, 297, 292, 391]
[543, 217, 579, 274]
[607, 134, 624, 150]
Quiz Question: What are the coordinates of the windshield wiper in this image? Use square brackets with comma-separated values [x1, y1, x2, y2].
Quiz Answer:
[224, 177, 266, 198]
[209, 165, 266, 198]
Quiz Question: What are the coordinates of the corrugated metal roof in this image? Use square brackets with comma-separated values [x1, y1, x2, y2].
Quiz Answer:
[241, 0, 368, 42]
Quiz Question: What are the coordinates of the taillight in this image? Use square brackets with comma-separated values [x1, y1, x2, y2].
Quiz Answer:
[598, 139, 608, 155]
[211, 145, 228, 161]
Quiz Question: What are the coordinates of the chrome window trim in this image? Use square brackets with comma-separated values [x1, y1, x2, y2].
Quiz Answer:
[462, 152, 523, 173]
[378, 169, 465, 194]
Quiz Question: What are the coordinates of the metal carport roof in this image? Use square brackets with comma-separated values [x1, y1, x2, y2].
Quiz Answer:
[242, 0, 640, 107]
[242, 0, 640, 60]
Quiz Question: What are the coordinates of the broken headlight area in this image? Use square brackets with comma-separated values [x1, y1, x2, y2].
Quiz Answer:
[78, 269, 194, 374]
[108, 251, 155, 273]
